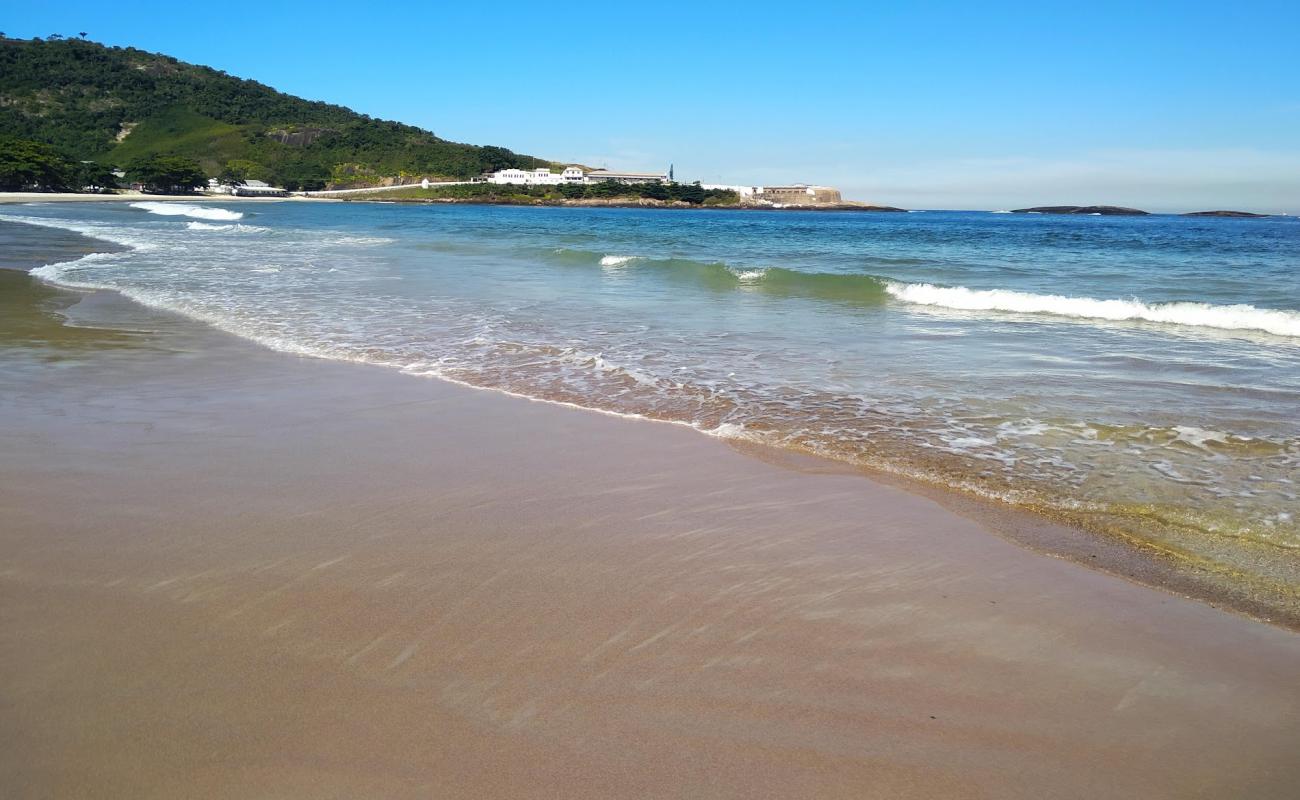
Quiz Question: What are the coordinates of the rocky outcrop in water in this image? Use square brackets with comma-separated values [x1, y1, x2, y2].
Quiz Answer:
[1012, 206, 1149, 215]
[1182, 210, 1269, 218]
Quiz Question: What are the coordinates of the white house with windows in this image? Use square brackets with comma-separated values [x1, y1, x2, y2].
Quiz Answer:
[486, 167, 588, 185]
[207, 178, 288, 197]
[233, 179, 289, 197]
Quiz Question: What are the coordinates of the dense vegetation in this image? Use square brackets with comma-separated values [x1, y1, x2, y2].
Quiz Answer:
[0, 133, 210, 193]
[0, 35, 553, 188]
[0, 135, 118, 192]
[355, 182, 741, 206]
[126, 155, 208, 193]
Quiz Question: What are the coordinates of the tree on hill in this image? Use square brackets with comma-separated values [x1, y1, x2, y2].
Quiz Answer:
[73, 160, 119, 192]
[127, 155, 207, 193]
[217, 160, 251, 191]
[0, 136, 74, 190]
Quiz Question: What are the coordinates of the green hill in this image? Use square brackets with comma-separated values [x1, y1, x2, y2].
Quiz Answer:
[0, 36, 554, 188]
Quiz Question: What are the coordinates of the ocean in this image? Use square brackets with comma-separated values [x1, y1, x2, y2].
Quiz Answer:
[6, 200, 1298, 597]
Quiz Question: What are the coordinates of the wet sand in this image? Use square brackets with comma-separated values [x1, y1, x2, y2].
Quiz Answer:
[2, 227, 1299, 798]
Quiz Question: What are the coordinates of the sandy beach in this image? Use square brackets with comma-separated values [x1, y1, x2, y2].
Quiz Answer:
[0, 191, 328, 205]
[2, 222, 1299, 798]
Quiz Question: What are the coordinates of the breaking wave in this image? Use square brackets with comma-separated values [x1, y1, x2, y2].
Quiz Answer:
[548, 249, 892, 303]
[330, 235, 396, 246]
[130, 201, 244, 221]
[599, 255, 639, 267]
[186, 221, 268, 233]
[545, 250, 1300, 336]
[884, 282, 1300, 338]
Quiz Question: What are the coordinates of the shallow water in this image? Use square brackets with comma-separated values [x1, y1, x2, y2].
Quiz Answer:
[5, 201, 1298, 593]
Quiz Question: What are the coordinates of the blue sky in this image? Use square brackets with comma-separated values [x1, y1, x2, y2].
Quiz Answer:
[8, 1, 1300, 211]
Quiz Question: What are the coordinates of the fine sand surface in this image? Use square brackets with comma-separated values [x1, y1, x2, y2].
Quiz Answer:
[2, 228, 1299, 798]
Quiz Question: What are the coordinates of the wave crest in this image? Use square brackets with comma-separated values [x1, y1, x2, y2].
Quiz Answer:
[599, 255, 638, 267]
[130, 201, 243, 221]
[885, 282, 1300, 337]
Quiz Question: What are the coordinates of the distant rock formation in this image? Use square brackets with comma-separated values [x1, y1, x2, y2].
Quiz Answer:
[1011, 206, 1149, 215]
[1182, 210, 1269, 218]
[265, 127, 331, 147]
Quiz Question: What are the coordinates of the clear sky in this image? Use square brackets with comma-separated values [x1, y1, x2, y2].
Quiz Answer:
[7, 1, 1299, 211]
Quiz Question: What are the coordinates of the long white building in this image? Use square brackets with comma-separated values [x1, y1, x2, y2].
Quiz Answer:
[700, 183, 842, 205]
[484, 166, 668, 186]
[486, 167, 587, 186]
[582, 169, 669, 185]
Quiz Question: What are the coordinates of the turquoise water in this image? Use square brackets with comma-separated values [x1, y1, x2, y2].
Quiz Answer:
[6, 200, 1299, 584]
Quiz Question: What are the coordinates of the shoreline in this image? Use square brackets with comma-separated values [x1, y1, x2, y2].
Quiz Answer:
[0, 190, 906, 212]
[4, 214, 1294, 630]
[4, 193, 1293, 216]
[0, 191, 331, 205]
[3, 221, 1299, 797]
[333, 194, 908, 212]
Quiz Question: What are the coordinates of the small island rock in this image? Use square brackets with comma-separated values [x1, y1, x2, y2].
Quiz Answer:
[1011, 206, 1149, 216]
[1182, 210, 1269, 218]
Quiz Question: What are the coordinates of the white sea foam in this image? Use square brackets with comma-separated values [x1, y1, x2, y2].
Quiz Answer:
[29, 250, 124, 282]
[730, 268, 768, 282]
[331, 235, 396, 246]
[885, 282, 1300, 338]
[1171, 425, 1239, 450]
[186, 221, 270, 233]
[130, 201, 244, 221]
[599, 255, 637, 267]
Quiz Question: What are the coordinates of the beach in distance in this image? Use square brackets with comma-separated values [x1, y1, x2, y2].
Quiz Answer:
[2, 202, 1299, 798]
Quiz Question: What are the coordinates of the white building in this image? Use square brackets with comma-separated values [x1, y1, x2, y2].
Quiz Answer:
[233, 179, 289, 197]
[208, 178, 288, 197]
[752, 185, 842, 204]
[701, 183, 756, 197]
[486, 167, 587, 186]
[583, 169, 668, 185]
[483, 166, 667, 186]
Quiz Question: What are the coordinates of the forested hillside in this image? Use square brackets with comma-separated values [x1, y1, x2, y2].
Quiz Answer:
[0, 36, 553, 188]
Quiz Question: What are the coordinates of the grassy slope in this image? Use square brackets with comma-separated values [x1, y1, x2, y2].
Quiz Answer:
[105, 108, 248, 173]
